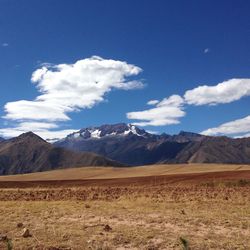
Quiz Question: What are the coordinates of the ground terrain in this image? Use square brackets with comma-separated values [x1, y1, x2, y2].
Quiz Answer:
[0, 164, 249, 250]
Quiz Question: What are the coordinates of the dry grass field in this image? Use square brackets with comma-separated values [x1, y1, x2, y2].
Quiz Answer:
[0, 163, 249, 181]
[0, 164, 249, 250]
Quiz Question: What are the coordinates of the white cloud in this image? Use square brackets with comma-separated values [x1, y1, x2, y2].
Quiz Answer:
[127, 95, 185, 126]
[16, 122, 59, 130]
[147, 100, 159, 105]
[234, 133, 250, 138]
[2, 57, 250, 139]
[201, 115, 250, 136]
[128, 78, 250, 130]
[1, 56, 143, 139]
[146, 130, 160, 135]
[4, 100, 71, 121]
[2, 43, 8, 47]
[184, 79, 250, 105]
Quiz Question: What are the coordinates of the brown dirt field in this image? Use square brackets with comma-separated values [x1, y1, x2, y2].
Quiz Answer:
[0, 169, 249, 189]
[0, 165, 249, 249]
[0, 163, 249, 182]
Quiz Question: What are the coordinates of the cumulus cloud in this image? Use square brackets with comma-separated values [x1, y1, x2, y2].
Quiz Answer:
[4, 101, 71, 121]
[201, 115, 250, 136]
[184, 79, 250, 106]
[1, 56, 143, 139]
[127, 77, 250, 132]
[5, 56, 143, 122]
[127, 95, 185, 126]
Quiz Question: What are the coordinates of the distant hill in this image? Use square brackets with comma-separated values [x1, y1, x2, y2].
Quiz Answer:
[55, 123, 250, 165]
[0, 132, 121, 175]
[0, 137, 5, 142]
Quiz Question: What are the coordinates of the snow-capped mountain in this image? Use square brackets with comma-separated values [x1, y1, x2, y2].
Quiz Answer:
[55, 123, 250, 166]
[55, 123, 201, 165]
[65, 123, 151, 140]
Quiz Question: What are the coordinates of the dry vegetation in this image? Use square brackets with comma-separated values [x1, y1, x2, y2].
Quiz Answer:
[0, 163, 249, 181]
[0, 165, 249, 250]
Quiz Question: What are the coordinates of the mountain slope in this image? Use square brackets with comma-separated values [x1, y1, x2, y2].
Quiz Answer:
[174, 136, 250, 164]
[55, 123, 250, 165]
[0, 132, 120, 175]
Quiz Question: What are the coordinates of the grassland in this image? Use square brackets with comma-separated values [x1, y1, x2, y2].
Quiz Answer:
[0, 164, 249, 250]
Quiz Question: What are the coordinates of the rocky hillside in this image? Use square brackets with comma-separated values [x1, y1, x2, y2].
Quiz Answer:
[0, 132, 121, 175]
[173, 136, 250, 164]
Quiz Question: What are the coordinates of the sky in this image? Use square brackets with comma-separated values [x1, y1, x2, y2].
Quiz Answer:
[0, 0, 250, 140]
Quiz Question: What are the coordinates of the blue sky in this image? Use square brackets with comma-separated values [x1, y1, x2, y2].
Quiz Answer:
[0, 0, 250, 139]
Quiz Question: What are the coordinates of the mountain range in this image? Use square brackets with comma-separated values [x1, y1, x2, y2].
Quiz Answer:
[0, 123, 249, 175]
[55, 123, 250, 165]
[0, 132, 120, 175]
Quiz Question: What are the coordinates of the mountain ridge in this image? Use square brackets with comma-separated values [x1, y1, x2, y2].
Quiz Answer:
[55, 123, 250, 165]
[64, 123, 153, 140]
[1, 124, 249, 175]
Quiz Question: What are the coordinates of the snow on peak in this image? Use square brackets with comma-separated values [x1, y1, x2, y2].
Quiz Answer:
[67, 123, 148, 140]
[73, 132, 81, 138]
[90, 129, 101, 138]
[124, 124, 144, 137]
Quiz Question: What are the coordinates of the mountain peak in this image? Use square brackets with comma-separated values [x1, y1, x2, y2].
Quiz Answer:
[0, 132, 119, 175]
[67, 123, 149, 140]
[15, 132, 47, 143]
[178, 131, 202, 137]
[166, 130, 205, 143]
